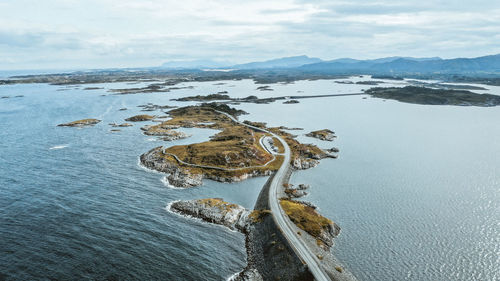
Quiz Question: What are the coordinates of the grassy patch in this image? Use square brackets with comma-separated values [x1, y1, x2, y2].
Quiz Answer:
[248, 209, 272, 223]
[197, 198, 239, 212]
[280, 199, 332, 238]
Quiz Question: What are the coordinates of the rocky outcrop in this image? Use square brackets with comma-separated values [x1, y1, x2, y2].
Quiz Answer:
[109, 122, 133, 127]
[292, 157, 320, 170]
[169, 198, 252, 232]
[125, 114, 155, 122]
[141, 124, 190, 141]
[306, 129, 336, 141]
[166, 169, 203, 188]
[58, 119, 101, 127]
[284, 184, 309, 198]
[140, 147, 203, 188]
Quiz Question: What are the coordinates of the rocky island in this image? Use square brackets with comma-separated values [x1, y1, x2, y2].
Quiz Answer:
[57, 118, 101, 127]
[141, 123, 191, 141]
[140, 104, 337, 188]
[125, 114, 155, 122]
[306, 129, 337, 141]
[366, 86, 500, 106]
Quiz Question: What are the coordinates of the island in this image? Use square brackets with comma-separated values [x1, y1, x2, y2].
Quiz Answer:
[365, 86, 500, 106]
[125, 114, 155, 122]
[57, 118, 101, 127]
[306, 129, 337, 141]
[140, 104, 336, 188]
[141, 124, 191, 141]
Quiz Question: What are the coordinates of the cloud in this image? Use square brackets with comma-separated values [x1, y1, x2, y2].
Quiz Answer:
[0, 0, 499, 69]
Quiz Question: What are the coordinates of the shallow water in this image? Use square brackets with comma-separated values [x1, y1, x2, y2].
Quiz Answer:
[1, 77, 499, 280]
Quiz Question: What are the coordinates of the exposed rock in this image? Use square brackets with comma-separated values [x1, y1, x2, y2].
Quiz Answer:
[125, 114, 155, 122]
[297, 184, 310, 190]
[141, 124, 190, 140]
[292, 157, 320, 170]
[110, 123, 133, 127]
[327, 147, 340, 153]
[256, 86, 273, 91]
[283, 99, 300, 104]
[119, 108, 127, 111]
[230, 268, 263, 281]
[278, 126, 303, 131]
[306, 129, 336, 141]
[166, 170, 203, 188]
[169, 198, 252, 232]
[284, 183, 310, 198]
[57, 119, 101, 127]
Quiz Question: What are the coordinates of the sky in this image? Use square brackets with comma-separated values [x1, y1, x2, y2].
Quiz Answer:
[0, 0, 499, 70]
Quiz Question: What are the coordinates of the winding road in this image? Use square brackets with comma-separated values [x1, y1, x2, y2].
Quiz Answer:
[216, 111, 332, 281]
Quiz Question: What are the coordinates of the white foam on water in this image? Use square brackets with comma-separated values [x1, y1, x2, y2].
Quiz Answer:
[49, 145, 68, 150]
[226, 270, 244, 281]
[160, 176, 185, 190]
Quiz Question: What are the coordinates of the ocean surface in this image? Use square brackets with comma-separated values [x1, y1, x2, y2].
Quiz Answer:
[0, 77, 499, 280]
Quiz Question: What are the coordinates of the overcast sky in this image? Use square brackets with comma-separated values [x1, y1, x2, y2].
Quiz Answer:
[1, 0, 499, 70]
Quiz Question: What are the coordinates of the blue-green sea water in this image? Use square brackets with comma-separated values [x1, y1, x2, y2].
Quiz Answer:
[1, 77, 498, 280]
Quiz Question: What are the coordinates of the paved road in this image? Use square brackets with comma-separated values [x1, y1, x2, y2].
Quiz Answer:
[217, 111, 332, 281]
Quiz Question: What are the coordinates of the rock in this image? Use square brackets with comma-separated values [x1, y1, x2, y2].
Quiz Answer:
[141, 124, 190, 141]
[119, 108, 127, 111]
[283, 99, 299, 104]
[169, 198, 252, 232]
[306, 129, 336, 141]
[284, 184, 310, 198]
[292, 157, 319, 170]
[326, 147, 339, 153]
[125, 114, 155, 122]
[58, 119, 101, 127]
[297, 184, 310, 190]
[230, 269, 263, 281]
[166, 170, 203, 188]
[256, 86, 273, 91]
[110, 123, 133, 127]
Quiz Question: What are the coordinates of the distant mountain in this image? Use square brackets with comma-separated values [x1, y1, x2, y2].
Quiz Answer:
[232, 55, 322, 69]
[299, 54, 500, 75]
[160, 59, 231, 69]
[329, 56, 441, 64]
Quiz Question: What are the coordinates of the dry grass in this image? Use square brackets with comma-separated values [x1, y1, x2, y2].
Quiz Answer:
[248, 209, 272, 223]
[272, 137, 285, 154]
[280, 199, 332, 238]
[157, 106, 285, 178]
[125, 114, 155, 121]
[198, 198, 239, 211]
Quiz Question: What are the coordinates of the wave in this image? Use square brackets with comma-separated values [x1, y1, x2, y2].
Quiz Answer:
[49, 145, 68, 150]
[160, 176, 185, 190]
[136, 158, 185, 190]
